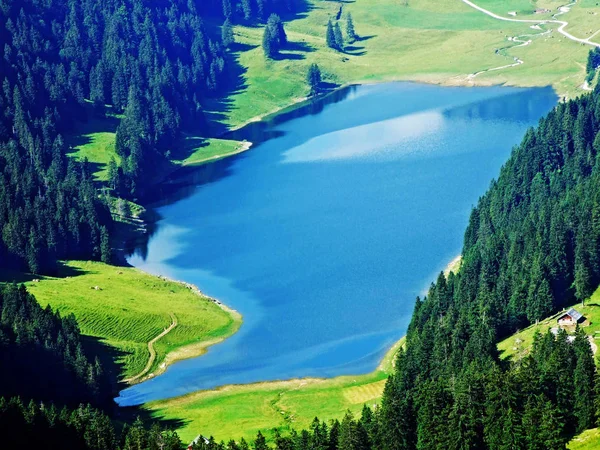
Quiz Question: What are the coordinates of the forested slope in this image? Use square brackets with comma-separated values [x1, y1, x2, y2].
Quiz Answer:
[0, 0, 301, 274]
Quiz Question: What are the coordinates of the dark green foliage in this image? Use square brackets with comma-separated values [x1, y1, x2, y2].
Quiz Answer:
[586, 48, 600, 83]
[326, 19, 344, 51]
[263, 14, 287, 58]
[0, 398, 180, 450]
[222, 18, 235, 48]
[346, 13, 358, 43]
[307, 64, 322, 96]
[333, 23, 344, 51]
[326, 20, 337, 50]
[0, 284, 111, 407]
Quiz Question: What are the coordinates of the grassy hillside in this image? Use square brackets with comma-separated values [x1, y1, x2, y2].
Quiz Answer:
[569, 428, 600, 449]
[1, 261, 241, 381]
[145, 337, 404, 444]
[498, 287, 600, 364]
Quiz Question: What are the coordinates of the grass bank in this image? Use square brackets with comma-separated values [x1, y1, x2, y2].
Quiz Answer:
[145, 337, 405, 444]
[1, 261, 241, 382]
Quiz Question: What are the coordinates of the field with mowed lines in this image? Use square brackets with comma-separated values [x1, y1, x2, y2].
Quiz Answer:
[3, 261, 241, 381]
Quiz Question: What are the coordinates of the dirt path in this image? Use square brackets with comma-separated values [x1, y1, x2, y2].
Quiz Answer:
[124, 312, 178, 384]
[461, 0, 599, 81]
[461, 0, 599, 47]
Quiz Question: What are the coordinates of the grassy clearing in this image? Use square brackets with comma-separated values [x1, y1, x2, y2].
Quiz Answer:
[569, 427, 600, 449]
[66, 115, 120, 181]
[145, 337, 405, 444]
[172, 136, 252, 166]
[498, 286, 600, 364]
[0, 261, 241, 381]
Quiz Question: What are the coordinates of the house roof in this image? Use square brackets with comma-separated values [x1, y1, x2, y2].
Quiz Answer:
[559, 308, 583, 322]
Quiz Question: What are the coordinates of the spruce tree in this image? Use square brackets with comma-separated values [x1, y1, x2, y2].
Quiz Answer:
[326, 20, 337, 50]
[573, 327, 596, 432]
[333, 22, 344, 51]
[262, 26, 275, 58]
[346, 12, 358, 43]
[307, 63, 322, 96]
[222, 18, 235, 48]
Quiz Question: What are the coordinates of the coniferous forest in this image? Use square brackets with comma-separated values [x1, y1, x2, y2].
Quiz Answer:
[3, 0, 600, 448]
[0, 0, 302, 274]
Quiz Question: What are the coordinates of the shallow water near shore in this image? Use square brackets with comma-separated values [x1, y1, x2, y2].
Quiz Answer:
[117, 82, 557, 406]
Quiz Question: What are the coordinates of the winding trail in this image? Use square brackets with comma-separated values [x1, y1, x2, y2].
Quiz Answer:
[461, 0, 599, 47]
[124, 312, 178, 384]
[461, 0, 599, 80]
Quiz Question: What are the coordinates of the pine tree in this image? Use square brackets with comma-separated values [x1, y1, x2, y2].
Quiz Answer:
[262, 26, 275, 58]
[100, 226, 111, 264]
[573, 327, 596, 432]
[267, 14, 287, 48]
[307, 63, 322, 96]
[333, 22, 344, 51]
[326, 20, 337, 50]
[254, 431, 268, 450]
[241, 0, 253, 20]
[222, 18, 235, 48]
[107, 157, 119, 191]
[346, 13, 358, 43]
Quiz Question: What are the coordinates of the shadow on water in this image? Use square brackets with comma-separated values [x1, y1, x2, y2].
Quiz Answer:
[443, 86, 558, 123]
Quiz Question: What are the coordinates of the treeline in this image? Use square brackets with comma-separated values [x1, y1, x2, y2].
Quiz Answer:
[201, 0, 303, 21]
[0, 398, 181, 450]
[0, 284, 111, 408]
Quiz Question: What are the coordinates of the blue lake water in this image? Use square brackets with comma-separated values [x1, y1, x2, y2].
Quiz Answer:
[116, 83, 557, 406]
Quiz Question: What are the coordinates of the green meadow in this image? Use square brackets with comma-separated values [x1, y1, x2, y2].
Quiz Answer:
[145, 338, 404, 444]
[2, 261, 241, 381]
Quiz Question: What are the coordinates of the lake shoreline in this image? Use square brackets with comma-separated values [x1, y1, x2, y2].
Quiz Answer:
[122, 273, 243, 386]
[118, 81, 555, 406]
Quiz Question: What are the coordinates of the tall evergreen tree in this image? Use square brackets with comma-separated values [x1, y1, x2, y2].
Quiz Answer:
[346, 13, 358, 43]
[222, 18, 235, 48]
[307, 63, 322, 96]
[326, 20, 337, 50]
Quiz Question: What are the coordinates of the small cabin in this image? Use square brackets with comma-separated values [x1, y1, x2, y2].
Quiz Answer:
[557, 308, 585, 326]
[188, 435, 210, 450]
[534, 8, 550, 14]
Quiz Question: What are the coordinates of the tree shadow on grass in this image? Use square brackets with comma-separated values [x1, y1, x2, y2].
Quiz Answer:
[285, 40, 315, 53]
[343, 45, 366, 56]
[0, 260, 90, 283]
[273, 51, 306, 61]
[83, 336, 188, 432]
[356, 34, 376, 42]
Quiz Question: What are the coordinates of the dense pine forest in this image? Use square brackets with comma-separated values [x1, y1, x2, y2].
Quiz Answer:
[0, 0, 302, 273]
